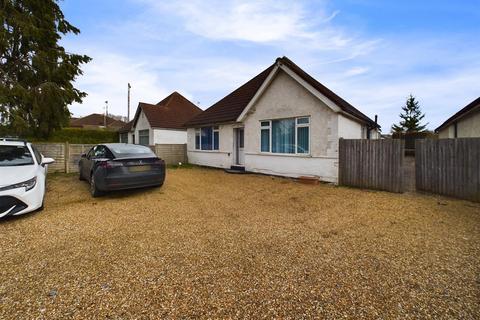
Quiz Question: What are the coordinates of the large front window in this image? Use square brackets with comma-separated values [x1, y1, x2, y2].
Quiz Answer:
[260, 117, 310, 154]
[138, 130, 149, 146]
[195, 127, 219, 150]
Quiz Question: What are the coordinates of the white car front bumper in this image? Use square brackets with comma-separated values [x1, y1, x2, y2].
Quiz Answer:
[0, 182, 44, 218]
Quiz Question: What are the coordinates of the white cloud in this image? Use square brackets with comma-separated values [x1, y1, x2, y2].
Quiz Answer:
[69, 53, 171, 118]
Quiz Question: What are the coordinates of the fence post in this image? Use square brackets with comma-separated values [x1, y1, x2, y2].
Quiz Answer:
[64, 142, 70, 173]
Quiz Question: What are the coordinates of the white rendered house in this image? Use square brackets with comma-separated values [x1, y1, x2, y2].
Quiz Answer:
[185, 57, 380, 183]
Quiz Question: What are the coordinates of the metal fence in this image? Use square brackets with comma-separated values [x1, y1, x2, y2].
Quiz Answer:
[416, 138, 480, 202]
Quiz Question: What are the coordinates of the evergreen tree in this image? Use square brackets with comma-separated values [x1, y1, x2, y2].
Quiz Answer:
[391, 95, 428, 133]
[0, 0, 91, 138]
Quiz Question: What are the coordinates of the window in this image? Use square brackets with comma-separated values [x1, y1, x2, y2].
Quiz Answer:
[195, 129, 200, 149]
[0, 146, 34, 167]
[31, 146, 42, 164]
[260, 117, 310, 154]
[119, 133, 128, 143]
[138, 130, 149, 146]
[109, 144, 154, 157]
[261, 121, 270, 152]
[196, 126, 219, 150]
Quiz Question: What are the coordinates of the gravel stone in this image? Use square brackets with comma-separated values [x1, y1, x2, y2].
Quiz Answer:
[0, 168, 479, 319]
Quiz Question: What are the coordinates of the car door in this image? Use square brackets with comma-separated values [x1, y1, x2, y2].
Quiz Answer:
[83, 146, 97, 180]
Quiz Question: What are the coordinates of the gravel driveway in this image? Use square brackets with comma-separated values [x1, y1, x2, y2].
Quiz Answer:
[1, 167, 479, 319]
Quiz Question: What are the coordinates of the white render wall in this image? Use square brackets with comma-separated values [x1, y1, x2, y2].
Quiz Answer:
[438, 110, 480, 138]
[134, 110, 153, 144]
[242, 70, 345, 182]
[186, 124, 236, 168]
[153, 129, 187, 144]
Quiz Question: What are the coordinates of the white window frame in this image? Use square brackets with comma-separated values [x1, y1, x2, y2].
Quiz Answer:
[195, 126, 220, 151]
[260, 116, 310, 155]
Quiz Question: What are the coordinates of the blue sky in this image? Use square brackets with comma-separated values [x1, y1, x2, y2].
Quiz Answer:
[61, 0, 480, 131]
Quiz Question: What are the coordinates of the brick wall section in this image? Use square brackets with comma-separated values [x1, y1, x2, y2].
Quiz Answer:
[33, 143, 187, 173]
[154, 144, 187, 165]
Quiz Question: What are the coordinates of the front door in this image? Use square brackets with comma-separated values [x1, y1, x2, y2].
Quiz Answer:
[234, 128, 245, 166]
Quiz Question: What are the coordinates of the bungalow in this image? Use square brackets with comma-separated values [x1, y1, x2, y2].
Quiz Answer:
[119, 92, 202, 145]
[435, 97, 480, 138]
[185, 57, 380, 183]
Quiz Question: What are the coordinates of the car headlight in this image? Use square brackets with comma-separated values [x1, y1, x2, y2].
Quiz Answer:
[0, 177, 37, 192]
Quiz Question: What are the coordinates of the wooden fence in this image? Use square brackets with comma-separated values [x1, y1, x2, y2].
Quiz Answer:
[416, 138, 480, 202]
[33, 143, 187, 173]
[338, 139, 405, 193]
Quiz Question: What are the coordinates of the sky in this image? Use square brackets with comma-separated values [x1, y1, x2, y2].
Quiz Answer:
[61, 0, 480, 131]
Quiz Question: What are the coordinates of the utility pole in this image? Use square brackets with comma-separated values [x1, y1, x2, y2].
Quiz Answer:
[127, 83, 131, 122]
[104, 100, 108, 128]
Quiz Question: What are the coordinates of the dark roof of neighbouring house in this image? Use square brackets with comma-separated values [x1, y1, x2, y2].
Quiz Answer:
[185, 56, 379, 128]
[118, 120, 134, 133]
[435, 97, 480, 132]
[132, 91, 202, 129]
[70, 114, 126, 129]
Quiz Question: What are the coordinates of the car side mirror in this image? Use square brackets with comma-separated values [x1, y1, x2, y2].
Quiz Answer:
[41, 157, 55, 166]
[81, 153, 87, 158]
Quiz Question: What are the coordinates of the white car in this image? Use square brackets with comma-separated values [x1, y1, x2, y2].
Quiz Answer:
[0, 138, 54, 218]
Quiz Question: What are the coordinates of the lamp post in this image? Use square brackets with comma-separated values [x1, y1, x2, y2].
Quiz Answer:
[127, 83, 131, 122]
[104, 100, 108, 128]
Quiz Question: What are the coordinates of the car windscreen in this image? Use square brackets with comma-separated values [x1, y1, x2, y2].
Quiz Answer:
[108, 144, 155, 158]
[0, 145, 35, 166]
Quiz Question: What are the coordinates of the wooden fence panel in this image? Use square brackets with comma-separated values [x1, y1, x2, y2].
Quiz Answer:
[339, 139, 404, 193]
[416, 138, 480, 202]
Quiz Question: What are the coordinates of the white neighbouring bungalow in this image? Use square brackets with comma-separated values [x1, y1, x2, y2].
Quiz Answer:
[118, 92, 202, 146]
[185, 57, 381, 183]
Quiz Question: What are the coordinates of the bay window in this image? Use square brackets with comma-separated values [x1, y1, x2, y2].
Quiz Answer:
[260, 117, 310, 154]
[195, 126, 219, 150]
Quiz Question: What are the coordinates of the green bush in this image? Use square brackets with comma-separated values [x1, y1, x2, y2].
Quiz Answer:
[26, 128, 118, 144]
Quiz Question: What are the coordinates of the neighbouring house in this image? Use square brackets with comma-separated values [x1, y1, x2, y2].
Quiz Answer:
[184, 56, 380, 183]
[70, 113, 126, 131]
[120, 91, 202, 146]
[435, 97, 480, 138]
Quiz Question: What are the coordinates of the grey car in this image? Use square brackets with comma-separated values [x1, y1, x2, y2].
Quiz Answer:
[79, 143, 165, 197]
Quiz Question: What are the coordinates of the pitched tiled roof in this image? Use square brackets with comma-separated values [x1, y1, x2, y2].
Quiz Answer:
[279, 57, 379, 128]
[435, 97, 480, 132]
[185, 65, 275, 126]
[133, 92, 202, 129]
[70, 114, 126, 129]
[185, 56, 379, 128]
[118, 120, 133, 133]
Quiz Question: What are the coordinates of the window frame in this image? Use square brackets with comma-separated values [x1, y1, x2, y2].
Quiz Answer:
[260, 116, 311, 156]
[138, 129, 149, 146]
[195, 126, 219, 151]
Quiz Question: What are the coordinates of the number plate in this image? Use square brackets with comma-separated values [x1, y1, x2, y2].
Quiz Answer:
[129, 165, 151, 173]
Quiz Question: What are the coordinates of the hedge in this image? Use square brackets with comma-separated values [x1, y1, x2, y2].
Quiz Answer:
[12, 128, 119, 144]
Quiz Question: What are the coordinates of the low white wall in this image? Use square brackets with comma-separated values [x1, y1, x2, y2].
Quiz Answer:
[187, 150, 232, 168]
[154, 129, 187, 144]
[245, 154, 338, 183]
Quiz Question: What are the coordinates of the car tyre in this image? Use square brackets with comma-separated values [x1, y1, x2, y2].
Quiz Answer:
[90, 173, 103, 197]
[79, 169, 84, 181]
